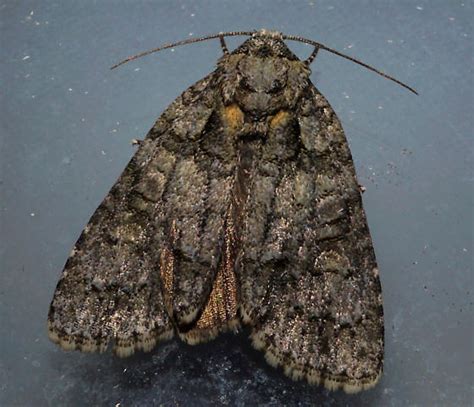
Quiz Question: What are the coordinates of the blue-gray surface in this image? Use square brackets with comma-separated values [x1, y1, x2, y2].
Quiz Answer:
[1, 1, 472, 406]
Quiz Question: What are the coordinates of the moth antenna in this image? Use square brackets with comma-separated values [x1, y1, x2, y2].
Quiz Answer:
[283, 34, 418, 95]
[111, 30, 417, 95]
[111, 31, 257, 69]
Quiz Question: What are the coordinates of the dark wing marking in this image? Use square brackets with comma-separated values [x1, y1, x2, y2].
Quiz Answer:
[48, 74, 240, 355]
[239, 87, 383, 392]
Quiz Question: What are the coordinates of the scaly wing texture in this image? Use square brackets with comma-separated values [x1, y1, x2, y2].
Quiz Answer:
[48, 74, 240, 356]
[239, 87, 383, 392]
[48, 134, 174, 357]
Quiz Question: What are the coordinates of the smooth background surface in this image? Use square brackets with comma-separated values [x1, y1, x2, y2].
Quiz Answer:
[1, 1, 472, 405]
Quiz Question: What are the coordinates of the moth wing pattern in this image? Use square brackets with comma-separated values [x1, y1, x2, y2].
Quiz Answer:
[48, 30, 391, 394]
[238, 85, 383, 392]
[48, 130, 174, 356]
[48, 74, 240, 355]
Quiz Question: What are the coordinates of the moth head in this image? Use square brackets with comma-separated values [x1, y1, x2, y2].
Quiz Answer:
[216, 30, 311, 117]
[231, 29, 300, 61]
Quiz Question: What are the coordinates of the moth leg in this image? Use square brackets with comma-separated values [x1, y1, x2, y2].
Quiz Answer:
[305, 45, 320, 65]
[219, 33, 230, 55]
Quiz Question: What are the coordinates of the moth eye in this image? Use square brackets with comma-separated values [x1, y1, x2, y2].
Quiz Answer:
[272, 79, 283, 88]
[240, 77, 254, 91]
[269, 79, 284, 93]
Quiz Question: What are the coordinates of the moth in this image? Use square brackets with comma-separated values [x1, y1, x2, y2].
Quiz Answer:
[48, 30, 416, 393]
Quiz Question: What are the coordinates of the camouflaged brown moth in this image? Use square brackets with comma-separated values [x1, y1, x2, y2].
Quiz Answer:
[48, 30, 416, 393]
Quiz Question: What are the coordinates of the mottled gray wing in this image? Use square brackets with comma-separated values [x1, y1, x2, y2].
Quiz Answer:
[48, 74, 238, 356]
[239, 87, 383, 392]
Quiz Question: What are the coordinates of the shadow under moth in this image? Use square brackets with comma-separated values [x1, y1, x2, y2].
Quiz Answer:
[48, 30, 416, 393]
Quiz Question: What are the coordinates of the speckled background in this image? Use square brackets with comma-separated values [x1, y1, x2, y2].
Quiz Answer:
[1, 1, 472, 406]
